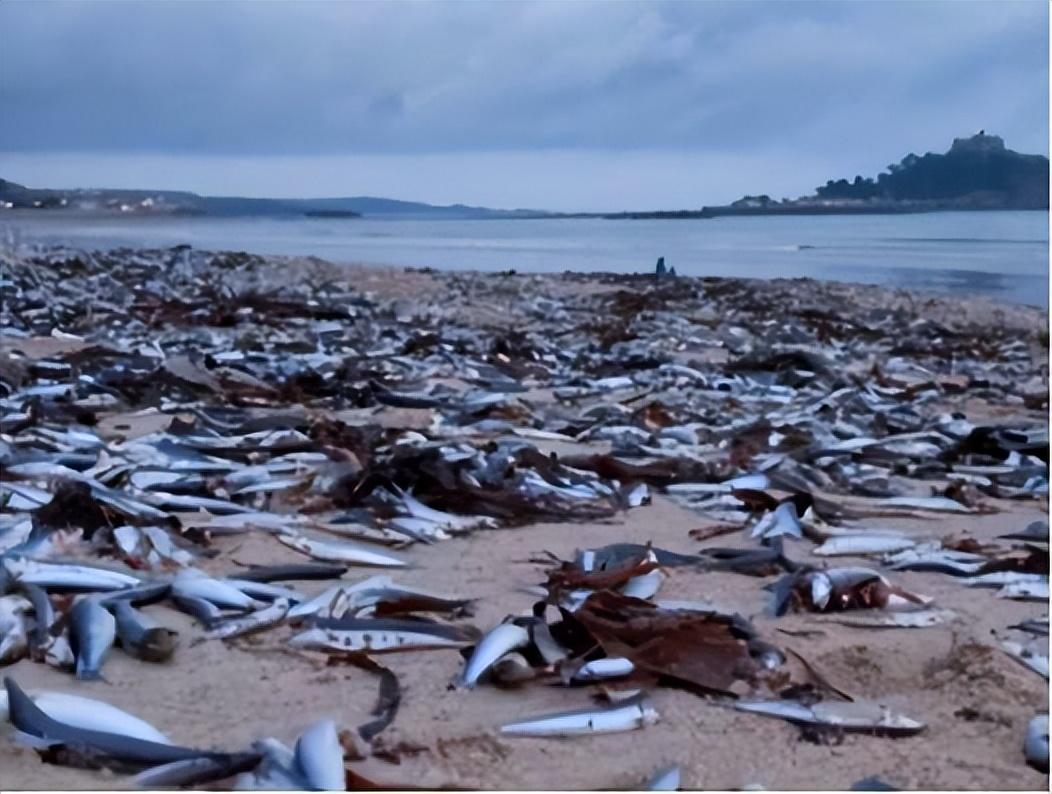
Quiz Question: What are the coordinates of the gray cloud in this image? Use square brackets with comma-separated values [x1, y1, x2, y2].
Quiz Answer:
[0, 0, 1046, 209]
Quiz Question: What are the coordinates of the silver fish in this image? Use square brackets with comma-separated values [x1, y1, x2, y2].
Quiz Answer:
[500, 693, 659, 737]
[0, 595, 31, 663]
[225, 578, 304, 604]
[0, 689, 171, 744]
[1001, 640, 1049, 679]
[646, 764, 682, 791]
[4, 556, 140, 591]
[172, 568, 263, 610]
[19, 583, 55, 656]
[818, 609, 955, 629]
[111, 600, 178, 663]
[457, 622, 530, 688]
[206, 599, 289, 640]
[293, 719, 345, 790]
[813, 534, 916, 557]
[290, 617, 474, 654]
[876, 496, 973, 514]
[735, 698, 925, 735]
[621, 569, 664, 600]
[751, 501, 802, 540]
[277, 534, 406, 568]
[42, 631, 75, 671]
[234, 737, 309, 789]
[1025, 714, 1049, 774]
[171, 595, 224, 627]
[997, 580, 1050, 602]
[71, 597, 117, 680]
[965, 572, 1047, 589]
[570, 657, 636, 683]
[394, 487, 498, 532]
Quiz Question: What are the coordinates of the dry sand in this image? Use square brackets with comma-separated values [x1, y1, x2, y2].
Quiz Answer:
[3, 440, 1048, 791]
[1, 263, 1048, 791]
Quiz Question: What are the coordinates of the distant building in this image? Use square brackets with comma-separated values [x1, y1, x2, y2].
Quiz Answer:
[950, 131, 1006, 154]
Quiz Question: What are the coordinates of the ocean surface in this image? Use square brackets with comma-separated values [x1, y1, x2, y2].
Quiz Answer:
[3, 209, 1048, 308]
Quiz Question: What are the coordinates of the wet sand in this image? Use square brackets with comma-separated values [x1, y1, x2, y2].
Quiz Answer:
[1, 251, 1048, 790]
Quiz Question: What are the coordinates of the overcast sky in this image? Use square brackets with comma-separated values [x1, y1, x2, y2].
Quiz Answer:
[1, 0, 1047, 211]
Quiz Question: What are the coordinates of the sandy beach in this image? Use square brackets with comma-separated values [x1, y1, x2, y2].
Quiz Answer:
[0, 245, 1048, 790]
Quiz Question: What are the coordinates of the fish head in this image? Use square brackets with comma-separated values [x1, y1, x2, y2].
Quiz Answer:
[810, 573, 833, 610]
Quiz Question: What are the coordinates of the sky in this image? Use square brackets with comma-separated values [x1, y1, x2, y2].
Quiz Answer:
[0, 0, 1048, 212]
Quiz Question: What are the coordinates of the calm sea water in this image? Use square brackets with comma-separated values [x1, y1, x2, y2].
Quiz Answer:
[4, 210, 1048, 307]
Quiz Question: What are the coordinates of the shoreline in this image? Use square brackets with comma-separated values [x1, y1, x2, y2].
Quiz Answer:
[0, 243, 1048, 790]
[2, 229, 1049, 313]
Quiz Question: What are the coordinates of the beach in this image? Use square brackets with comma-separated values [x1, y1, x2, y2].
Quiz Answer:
[0, 244, 1048, 790]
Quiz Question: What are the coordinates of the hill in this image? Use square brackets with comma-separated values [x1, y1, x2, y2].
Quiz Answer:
[691, 132, 1048, 218]
[813, 132, 1048, 208]
[0, 179, 548, 219]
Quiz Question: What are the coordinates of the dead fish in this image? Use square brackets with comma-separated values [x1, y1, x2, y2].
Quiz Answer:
[394, 486, 498, 533]
[575, 543, 703, 570]
[287, 575, 469, 621]
[387, 515, 450, 543]
[234, 736, 310, 789]
[205, 598, 289, 640]
[457, 622, 531, 688]
[1000, 521, 1049, 544]
[850, 775, 899, 791]
[171, 568, 263, 610]
[645, 764, 681, 791]
[1, 481, 55, 510]
[734, 698, 925, 736]
[488, 652, 537, 685]
[621, 570, 665, 600]
[3, 677, 258, 770]
[883, 546, 985, 576]
[40, 630, 75, 671]
[1009, 617, 1049, 636]
[290, 617, 476, 654]
[97, 581, 172, 608]
[0, 594, 31, 663]
[234, 563, 348, 583]
[277, 534, 406, 568]
[998, 580, 1050, 602]
[323, 579, 473, 620]
[225, 578, 304, 604]
[1025, 714, 1049, 774]
[70, 597, 117, 680]
[4, 556, 140, 591]
[170, 595, 224, 628]
[293, 719, 345, 791]
[135, 754, 265, 789]
[813, 534, 916, 557]
[0, 689, 171, 744]
[1001, 640, 1049, 679]
[128, 469, 206, 493]
[500, 692, 659, 737]
[569, 656, 636, 683]
[111, 600, 178, 663]
[232, 476, 306, 496]
[139, 491, 252, 515]
[624, 482, 651, 508]
[876, 496, 973, 514]
[964, 572, 1047, 589]
[776, 567, 930, 616]
[818, 609, 955, 629]
[751, 500, 803, 540]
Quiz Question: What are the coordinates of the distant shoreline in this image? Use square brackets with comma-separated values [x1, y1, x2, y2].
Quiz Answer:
[2, 205, 1048, 223]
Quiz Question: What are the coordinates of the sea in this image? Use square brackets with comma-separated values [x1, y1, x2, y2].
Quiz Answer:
[3, 209, 1048, 308]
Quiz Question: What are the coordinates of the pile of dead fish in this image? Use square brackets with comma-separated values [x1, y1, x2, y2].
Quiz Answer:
[0, 243, 1048, 787]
